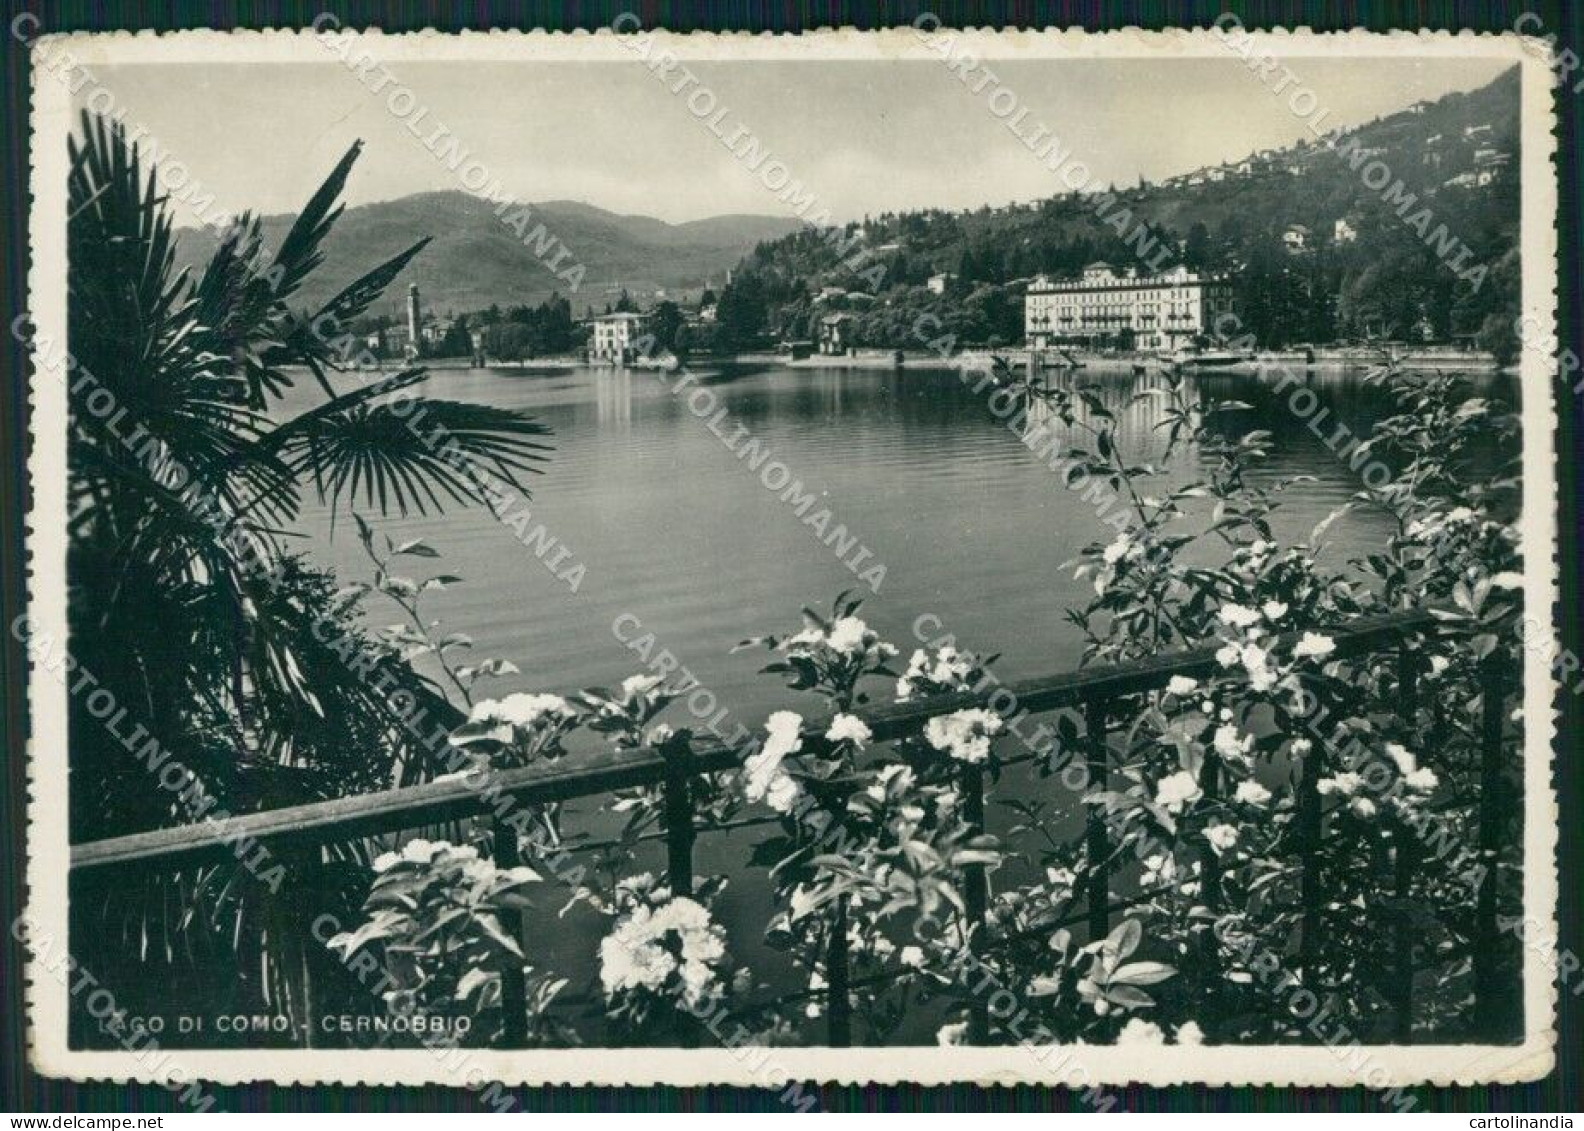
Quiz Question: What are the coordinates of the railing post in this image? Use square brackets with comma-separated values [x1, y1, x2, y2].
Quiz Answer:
[1297, 719, 1324, 977]
[826, 900, 851, 1047]
[1391, 644, 1420, 1042]
[492, 821, 530, 1047]
[661, 736, 696, 900]
[289, 846, 322, 1050]
[1195, 748, 1223, 991]
[1084, 698, 1111, 940]
[962, 760, 989, 1044]
[1473, 653, 1507, 1040]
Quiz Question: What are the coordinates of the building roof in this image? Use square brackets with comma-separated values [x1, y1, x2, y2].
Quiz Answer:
[591, 311, 649, 322]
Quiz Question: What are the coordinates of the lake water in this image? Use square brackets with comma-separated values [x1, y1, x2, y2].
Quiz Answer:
[285, 360, 1510, 1044]
[296, 361, 1502, 725]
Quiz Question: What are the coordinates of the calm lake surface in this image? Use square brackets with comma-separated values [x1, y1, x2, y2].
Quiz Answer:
[294, 361, 1507, 722]
[286, 360, 1512, 1043]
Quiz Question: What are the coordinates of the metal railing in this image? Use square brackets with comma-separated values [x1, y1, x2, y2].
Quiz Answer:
[69, 606, 1518, 1047]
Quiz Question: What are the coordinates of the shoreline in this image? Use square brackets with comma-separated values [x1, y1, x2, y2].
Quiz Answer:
[402, 347, 1506, 376]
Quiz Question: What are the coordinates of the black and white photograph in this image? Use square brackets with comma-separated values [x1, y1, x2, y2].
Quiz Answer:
[15, 22, 1562, 1097]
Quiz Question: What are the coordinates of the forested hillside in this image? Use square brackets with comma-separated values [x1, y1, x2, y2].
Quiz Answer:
[713, 68, 1520, 356]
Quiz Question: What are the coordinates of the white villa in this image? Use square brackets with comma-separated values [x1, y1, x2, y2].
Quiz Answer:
[588, 311, 652, 364]
[1024, 263, 1235, 353]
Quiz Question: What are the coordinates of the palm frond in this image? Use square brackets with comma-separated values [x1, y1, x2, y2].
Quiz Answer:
[263, 140, 361, 305]
[276, 398, 554, 516]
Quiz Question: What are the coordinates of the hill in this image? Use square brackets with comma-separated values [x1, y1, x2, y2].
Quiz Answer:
[172, 193, 805, 317]
[713, 67, 1521, 356]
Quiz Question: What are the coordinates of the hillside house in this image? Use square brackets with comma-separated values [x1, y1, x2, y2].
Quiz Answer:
[819, 313, 857, 355]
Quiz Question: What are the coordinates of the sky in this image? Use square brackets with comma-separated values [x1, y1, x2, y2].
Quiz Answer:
[83, 56, 1513, 227]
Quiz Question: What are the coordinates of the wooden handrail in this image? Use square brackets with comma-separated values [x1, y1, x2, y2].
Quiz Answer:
[69, 607, 1440, 876]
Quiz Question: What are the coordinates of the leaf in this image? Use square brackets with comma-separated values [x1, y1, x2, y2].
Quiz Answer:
[455, 966, 495, 1002]
[1106, 918, 1143, 960]
[1105, 984, 1156, 1009]
[1109, 961, 1176, 986]
[394, 539, 441, 558]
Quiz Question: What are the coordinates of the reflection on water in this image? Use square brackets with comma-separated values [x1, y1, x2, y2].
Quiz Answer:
[293, 362, 1510, 734]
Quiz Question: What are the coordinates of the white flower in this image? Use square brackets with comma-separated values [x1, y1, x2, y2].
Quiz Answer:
[936, 1021, 969, 1046]
[1429, 655, 1450, 676]
[1261, 600, 1289, 622]
[1175, 1021, 1206, 1046]
[1142, 854, 1177, 886]
[400, 837, 440, 865]
[1202, 823, 1240, 854]
[1218, 604, 1260, 629]
[1045, 866, 1076, 889]
[621, 673, 665, 698]
[1234, 780, 1272, 806]
[924, 708, 1004, 764]
[372, 851, 401, 873]
[744, 711, 804, 813]
[471, 692, 573, 728]
[784, 627, 825, 649]
[826, 713, 873, 748]
[1213, 724, 1252, 762]
[762, 772, 802, 813]
[1240, 643, 1277, 692]
[1165, 676, 1198, 696]
[1291, 738, 1313, 756]
[898, 645, 975, 700]
[1292, 633, 1336, 660]
[1155, 770, 1202, 814]
[1117, 1018, 1166, 1045]
[1384, 742, 1417, 775]
[599, 895, 727, 1009]
[1317, 772, 1364, 797]
[1349, 798, 1377, 820]
[827, 616, 871, 655]
[900, 946, 926, 968]
[1216, 643, 1241, 668]
[1404, 767, 1440, 793]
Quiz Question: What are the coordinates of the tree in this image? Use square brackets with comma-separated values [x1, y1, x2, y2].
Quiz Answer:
[437, 313, 474, 357]
[65, 112, 554, 838]
[649, 300, 684, 352]
[715, 273, 769, 349]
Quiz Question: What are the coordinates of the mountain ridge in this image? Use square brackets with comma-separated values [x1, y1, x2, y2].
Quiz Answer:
[172, 193, 807, 316]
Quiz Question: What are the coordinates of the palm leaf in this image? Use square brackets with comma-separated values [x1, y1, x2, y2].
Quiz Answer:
[278, 398, 553, 515]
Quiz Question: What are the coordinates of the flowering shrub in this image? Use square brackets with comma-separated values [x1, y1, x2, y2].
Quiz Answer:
[594, 872, 747, 1040]
[328, 838, 567, 1042]
[324, 358, 1520, 1048]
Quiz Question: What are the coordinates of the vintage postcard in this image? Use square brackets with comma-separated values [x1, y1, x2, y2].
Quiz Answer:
[20, 22, 1561, 1097]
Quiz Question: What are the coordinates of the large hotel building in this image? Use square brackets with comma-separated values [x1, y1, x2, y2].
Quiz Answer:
[1024, 263, 1235, 352]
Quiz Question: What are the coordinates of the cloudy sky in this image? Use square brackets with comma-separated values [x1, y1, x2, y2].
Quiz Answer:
[84, 56, 1512, 226]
